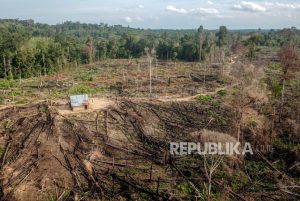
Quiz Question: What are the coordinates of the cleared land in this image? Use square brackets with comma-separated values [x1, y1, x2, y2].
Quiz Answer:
[0, 49, 300, 200]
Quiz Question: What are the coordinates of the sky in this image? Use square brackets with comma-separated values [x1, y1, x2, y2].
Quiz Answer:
[0, 0, 299, 29]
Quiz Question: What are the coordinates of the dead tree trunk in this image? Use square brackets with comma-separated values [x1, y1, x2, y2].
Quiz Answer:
[42, 53, 47, 76]
[3, 55, 7, 79]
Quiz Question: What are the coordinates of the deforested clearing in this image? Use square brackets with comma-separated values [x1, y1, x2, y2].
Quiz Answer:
[0, 19, 300, 200]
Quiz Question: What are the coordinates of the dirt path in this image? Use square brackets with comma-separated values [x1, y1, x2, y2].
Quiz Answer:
[53, 83, 234, 115]
[0, 86, 233, 116]
[156, 85, 228, 102]
[1, 56, 239, 115]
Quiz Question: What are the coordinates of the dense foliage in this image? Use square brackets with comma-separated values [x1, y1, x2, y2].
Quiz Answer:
[0, 19, 299, 79]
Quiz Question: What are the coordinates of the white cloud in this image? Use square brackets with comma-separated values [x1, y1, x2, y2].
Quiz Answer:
[166, 5, 188, 14]
[263, 2, 274, 7]
[124, 16, 143, 23]
[207, 1, 213, 5]
[233, 1, 266, 12]
[166, 5, 220, 17]
[274, 2, 300, 9]
[191, 8, 219, 15]
[124, 16, 133, 23]
[138, 5, 144, 9]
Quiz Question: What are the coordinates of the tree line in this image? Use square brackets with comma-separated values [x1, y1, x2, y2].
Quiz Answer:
[0, 19, 299, 79]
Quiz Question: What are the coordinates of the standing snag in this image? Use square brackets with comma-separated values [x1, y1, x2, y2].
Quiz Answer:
[278, 45, 300, 113]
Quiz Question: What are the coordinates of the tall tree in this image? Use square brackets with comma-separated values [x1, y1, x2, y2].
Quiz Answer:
[145, 47, 156, 96]
[84, 37, 95, 64]
[96, 40, 108, 61]
[198, 25, 204, 62]
[216, 26, 228, 47]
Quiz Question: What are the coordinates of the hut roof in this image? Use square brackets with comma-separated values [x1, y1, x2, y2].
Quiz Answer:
[70, 94, 89, 107]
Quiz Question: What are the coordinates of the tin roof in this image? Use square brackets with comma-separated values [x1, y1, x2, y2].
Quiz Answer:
[70, 94, 89, 107]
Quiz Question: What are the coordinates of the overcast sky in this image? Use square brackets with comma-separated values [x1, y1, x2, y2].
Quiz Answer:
[0, 0, 299, 29]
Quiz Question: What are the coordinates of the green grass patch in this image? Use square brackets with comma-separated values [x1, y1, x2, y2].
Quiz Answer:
[247, 118, 258, 128]
[273, 138, 300, 153]
[49, 90, 69, 99]
[69, 84, 105, 95]
[268, 63, 281, 71]
[0, 79, 19, 89]
[15, 98, 29, 104]
[246, 160, 269, 173]
[9, 88, 23, 97]
[228, 171, 249, 191]
[206, 108, 227, 124]
[176, 182, 194, 197]
[196, 95, 213, 102]
[74, 68, 100, 82]
[217, 89, 227, 97]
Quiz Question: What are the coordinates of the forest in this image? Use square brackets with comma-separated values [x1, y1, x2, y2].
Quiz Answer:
[0, 19, 299, 79]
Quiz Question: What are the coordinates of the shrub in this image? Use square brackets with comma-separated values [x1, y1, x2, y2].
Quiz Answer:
[69, 84, 104, 95]
[176, 182, 194, 197]
[196, 95, 213, 102]
[228, 171, 249, 191]
[74, 68, 99, 81]
[217, 89, 227, 97]
[0, 79, 18, 89]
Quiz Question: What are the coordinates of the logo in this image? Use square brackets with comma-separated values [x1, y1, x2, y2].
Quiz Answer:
[170, 142, 256, 155]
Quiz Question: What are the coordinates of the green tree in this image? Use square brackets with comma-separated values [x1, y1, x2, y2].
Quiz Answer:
[216, 26, 228, 47]
[107, 39, 119, 59]
[96, 40, 108, 60]
[198, 25, 204, 62]
[84, 37, 95, 63]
